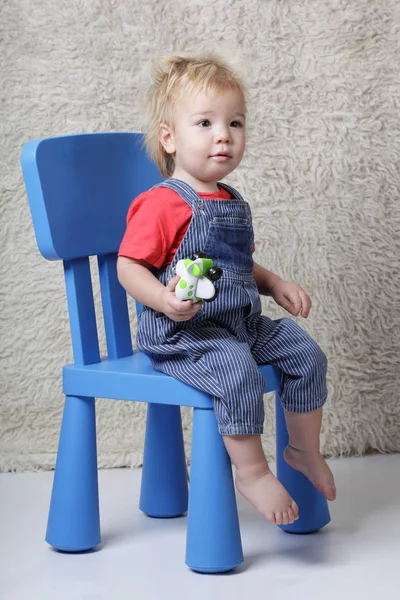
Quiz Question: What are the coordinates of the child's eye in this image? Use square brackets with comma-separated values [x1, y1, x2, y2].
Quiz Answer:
[198, 120, 211, 127]
[231, 120, 243, 128]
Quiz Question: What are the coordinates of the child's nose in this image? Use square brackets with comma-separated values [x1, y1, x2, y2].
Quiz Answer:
[215, 127, 231, 143]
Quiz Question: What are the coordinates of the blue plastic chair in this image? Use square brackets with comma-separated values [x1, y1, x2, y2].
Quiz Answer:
[21, 132, 330, 573]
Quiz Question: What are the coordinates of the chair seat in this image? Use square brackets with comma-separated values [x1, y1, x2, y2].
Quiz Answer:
[63, 350, 281, 408]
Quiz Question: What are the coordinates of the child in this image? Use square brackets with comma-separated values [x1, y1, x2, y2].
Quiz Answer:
[117, 55, 336, 526]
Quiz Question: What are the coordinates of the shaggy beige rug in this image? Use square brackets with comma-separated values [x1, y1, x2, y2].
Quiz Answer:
[1, 0, 399, 471]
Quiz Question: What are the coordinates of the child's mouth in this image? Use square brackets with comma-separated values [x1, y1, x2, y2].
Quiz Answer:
[211, 153, 231, 162]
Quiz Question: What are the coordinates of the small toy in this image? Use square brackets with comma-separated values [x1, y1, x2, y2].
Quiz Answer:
[174, 252, 223, 303]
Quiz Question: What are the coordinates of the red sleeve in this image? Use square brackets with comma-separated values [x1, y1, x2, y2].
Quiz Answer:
[118, 187, 192, 268]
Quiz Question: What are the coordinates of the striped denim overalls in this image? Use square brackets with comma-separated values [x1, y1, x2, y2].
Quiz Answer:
[137, 179, 328, 435]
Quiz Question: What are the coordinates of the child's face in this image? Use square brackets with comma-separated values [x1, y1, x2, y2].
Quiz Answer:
[161, 87, 246, 192]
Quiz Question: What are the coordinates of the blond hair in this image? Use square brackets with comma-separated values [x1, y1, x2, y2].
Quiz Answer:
[144, 55, 246, 177]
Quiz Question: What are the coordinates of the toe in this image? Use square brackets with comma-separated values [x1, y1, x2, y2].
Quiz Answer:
[275, 512, 283, 525]
[266, 512, 276, 524]
[291, 501, 299, 519]
[327, 484, 336, 501]
[287, 507, 295, 524]
[282, 511, 289, 525]
[317, 483, 336, 501]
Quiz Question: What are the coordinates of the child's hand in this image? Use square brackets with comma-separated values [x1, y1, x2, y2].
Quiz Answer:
[159, 276, 203, 322]
[270, 280, 312, 318]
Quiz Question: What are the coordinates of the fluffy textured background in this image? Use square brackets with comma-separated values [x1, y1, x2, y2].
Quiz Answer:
[1, 0, 399, 471]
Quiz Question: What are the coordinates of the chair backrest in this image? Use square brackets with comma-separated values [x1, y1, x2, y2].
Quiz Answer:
[21, 132, 163, 365]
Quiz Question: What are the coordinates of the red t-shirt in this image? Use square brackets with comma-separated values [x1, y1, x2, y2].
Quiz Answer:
[118, 186, 233, 268]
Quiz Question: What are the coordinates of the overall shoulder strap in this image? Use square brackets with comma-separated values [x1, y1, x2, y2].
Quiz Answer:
[155, 178, 201, 211]
[216, 181, 246, 202]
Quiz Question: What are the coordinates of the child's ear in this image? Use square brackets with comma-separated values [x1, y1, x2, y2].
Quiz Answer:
[158, 123, 175, 155]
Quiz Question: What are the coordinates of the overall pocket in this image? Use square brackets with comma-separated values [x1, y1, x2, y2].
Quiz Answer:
[244, 281, 262, 315]
[203, 216, 254, 273]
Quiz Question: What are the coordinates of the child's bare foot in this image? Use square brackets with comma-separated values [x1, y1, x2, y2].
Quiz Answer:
[284, 444, 336, 501]
[235, 466, 299, 525]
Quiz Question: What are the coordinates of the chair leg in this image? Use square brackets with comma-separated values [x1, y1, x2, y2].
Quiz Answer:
[185, 408, 243, 573]
[46, 395, 100, 551]
[275, 393, 331, 533]
[139, 403, 188, 517]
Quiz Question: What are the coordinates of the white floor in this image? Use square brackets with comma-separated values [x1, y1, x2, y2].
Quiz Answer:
[1, 454, 399, 600]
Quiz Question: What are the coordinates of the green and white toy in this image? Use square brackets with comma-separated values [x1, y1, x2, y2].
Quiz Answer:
[175, 253, 223, 303]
